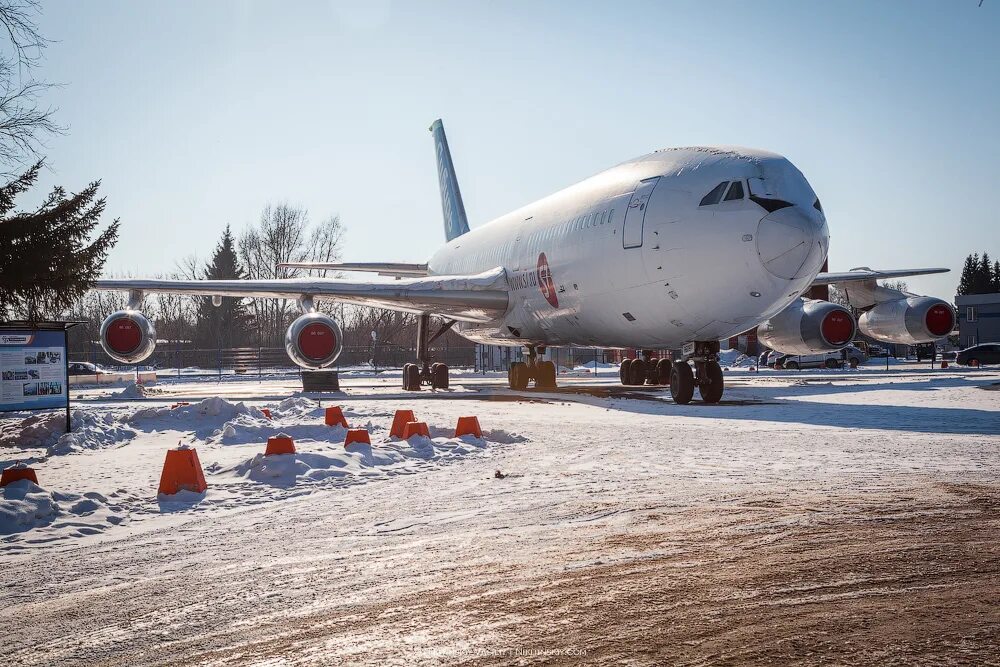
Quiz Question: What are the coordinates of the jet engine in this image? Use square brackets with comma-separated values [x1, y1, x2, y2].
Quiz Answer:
[758, 298, 857, 355]
[285, 312, 343, 369]
[99, 310, 157, 364]
[858, 297, 955, 345]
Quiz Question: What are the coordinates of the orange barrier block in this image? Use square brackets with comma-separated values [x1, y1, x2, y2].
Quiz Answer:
[389, 409, 416, 438]
[261, 408, 272, 419]
[157, 447, 207, 495]
[401, 421, 430, 440]
[170, 401, 190, 410]
[1, 464, 38, 487]
[265, 435, 296, 456]
[345, 429, 371, 448]
[325, 406, 348, 427]
[454, 416, 482, 438]
[941, 361, 949, 369]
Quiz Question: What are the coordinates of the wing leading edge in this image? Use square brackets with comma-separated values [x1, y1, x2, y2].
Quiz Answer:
[276, 261, 429, 277]
[94, 268, 508, 323]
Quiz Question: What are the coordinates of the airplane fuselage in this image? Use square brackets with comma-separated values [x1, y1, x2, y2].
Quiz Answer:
[427, 146, 830, 349]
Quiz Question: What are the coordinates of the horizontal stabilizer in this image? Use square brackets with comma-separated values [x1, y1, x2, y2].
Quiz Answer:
[811, 267, 949, 286]
[277, 262, 429, 277]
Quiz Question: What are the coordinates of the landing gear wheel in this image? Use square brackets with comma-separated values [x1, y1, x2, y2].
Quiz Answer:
[629, 358, 648, 386]
[670, 361, 695, 404]
[969, 358, 980, 368]
[655, 358, 672, 385]
[432, 362, 449, 389]
[619, 358, 632, 385]
[825, 359, 839, 369]
[849, 357, 860, 369]
[403, 363, 421, 391]
[536, 360, 557, 389]
[698, 361, 724, 404]
[784, 360, 799, 370]
[509, 362, 529, 390]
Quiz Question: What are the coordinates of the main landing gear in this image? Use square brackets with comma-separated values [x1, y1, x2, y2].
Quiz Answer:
[619, 342, 724, 405]
[507, 345, 558, 390]
[402, 314, 456, 391]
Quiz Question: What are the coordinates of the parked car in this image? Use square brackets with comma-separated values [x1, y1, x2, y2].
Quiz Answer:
[956, 343, 1000, 367]
[773, 345, 869, 370]
[68, 361, 108, 375]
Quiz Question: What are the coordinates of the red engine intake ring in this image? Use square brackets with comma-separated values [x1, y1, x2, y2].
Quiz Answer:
[297, 322, 337, 361]
[105, 317, 142, 354]
[821, 309, 854, 347]
[925, 304, 954, 338]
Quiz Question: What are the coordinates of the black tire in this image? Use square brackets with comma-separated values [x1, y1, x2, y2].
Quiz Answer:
[509, 362, 529, 390]
[619, 358, 632, 385]
[536, 360, 557, 389]
[825, 358, 839, 369]
[403, 363, 421, 391]
[655, 358, 672, 385]
[669, 361, 695, 404]
[969, 358, 980, 368]
[629, 358, 648, 386]
[432, 362, 449, 389]
[785, 360, 799, 370]
[849, 357, 860, 369]
[698, 360, 724, 403]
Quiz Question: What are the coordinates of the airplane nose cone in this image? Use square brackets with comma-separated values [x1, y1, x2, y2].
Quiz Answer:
[756, 207, 828, 280]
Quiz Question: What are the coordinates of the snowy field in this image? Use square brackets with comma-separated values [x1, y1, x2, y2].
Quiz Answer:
[1, 362, 999, 665]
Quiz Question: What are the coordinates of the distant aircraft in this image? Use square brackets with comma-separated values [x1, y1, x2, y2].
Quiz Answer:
[94, 120, 953, 403]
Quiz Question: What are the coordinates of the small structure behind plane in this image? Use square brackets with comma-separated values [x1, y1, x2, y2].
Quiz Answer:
[94, 120, 953, 404]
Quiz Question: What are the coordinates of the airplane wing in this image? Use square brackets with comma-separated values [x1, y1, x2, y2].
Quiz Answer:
[811, 267, 949, 286]
[94, 268, 508, 323]
[276, 261, 429, 277]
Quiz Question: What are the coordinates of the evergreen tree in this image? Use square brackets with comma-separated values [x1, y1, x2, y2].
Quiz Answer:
[993, 260, 1000, 293]
[957, 253, 977, 296]
[977, 252, 994, 294]
[195, 225, 249, 348]
[0, 161, 119, 320]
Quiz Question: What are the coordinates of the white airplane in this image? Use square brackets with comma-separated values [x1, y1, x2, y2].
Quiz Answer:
[94, 120, 954, 403]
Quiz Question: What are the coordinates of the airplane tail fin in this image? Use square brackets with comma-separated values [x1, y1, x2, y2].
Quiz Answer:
[429, 119, 470, 242]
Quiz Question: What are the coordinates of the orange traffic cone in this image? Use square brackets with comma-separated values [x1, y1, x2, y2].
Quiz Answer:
[345, 429, 371, 449]
[265, 434, 296, 456]
[260, 408, 272, 419]
[389, 409, 416, 438]
[325, 406, 348, 427]
[1, 463, 38, 487]
[157, 445, 207, 495]
[401, 421, 430, 439]
[454, 416, 482, 438]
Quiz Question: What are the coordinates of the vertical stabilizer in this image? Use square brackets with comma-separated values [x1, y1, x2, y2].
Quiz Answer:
[429, 119, 471, 241]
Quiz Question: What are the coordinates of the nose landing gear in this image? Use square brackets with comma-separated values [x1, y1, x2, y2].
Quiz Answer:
[507, 345, 557, 390]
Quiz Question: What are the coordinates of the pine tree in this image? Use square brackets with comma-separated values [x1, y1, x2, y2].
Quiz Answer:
[0, 161, 119, 320]
[973, 252, 993, 294]
[993, 260, 1000, 293]
[957, 253, 977, 296]
[195, 225, 249, 348]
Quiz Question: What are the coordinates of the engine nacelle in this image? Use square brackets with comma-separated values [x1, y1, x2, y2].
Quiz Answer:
[99, 310, 156, 364]
[858, 297, 955, 345]
[285, 312, 343, 369]
[758, 298, 857, 356]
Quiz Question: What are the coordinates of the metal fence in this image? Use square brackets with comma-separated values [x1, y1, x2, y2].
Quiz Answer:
[69, 341, 618, 376]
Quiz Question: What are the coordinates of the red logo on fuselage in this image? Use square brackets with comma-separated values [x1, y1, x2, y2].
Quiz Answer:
[536, 253, 558, 308]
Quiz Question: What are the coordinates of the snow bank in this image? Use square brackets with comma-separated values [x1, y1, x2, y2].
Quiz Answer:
[110, 381, 147, 398]
[0, 412, 64, 448]
[573, 361, 618, 372]
[0, 480, 122, 535]
[48, 410, 137, 456]
[718, 349, 753, 368]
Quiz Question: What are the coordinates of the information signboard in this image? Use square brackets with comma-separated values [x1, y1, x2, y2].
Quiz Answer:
[0, 330, 68, 412]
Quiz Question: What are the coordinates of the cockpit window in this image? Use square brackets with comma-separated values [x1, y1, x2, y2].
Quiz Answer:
[813, 198, 823, 213]
[723, 181, 744, 201]
[699, 182, 728, 206]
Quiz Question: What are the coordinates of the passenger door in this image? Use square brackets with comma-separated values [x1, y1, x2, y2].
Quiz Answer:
[622, 177, 660, 249]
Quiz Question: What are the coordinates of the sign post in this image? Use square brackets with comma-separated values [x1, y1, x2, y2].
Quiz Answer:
[0, 322, 82, 433]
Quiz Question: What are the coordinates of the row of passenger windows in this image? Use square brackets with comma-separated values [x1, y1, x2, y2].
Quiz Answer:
[699, 180, 745, 206]
[448, 209, 614, 274]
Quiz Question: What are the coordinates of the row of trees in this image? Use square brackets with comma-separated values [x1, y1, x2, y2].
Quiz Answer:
[957, 252, 1000, 296]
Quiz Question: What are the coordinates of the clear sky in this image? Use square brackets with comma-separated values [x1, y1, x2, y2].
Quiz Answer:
[28, 0, 999, 299]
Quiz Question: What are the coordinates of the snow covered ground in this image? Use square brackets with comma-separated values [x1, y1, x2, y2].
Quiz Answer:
[1, 363, 999, 665]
